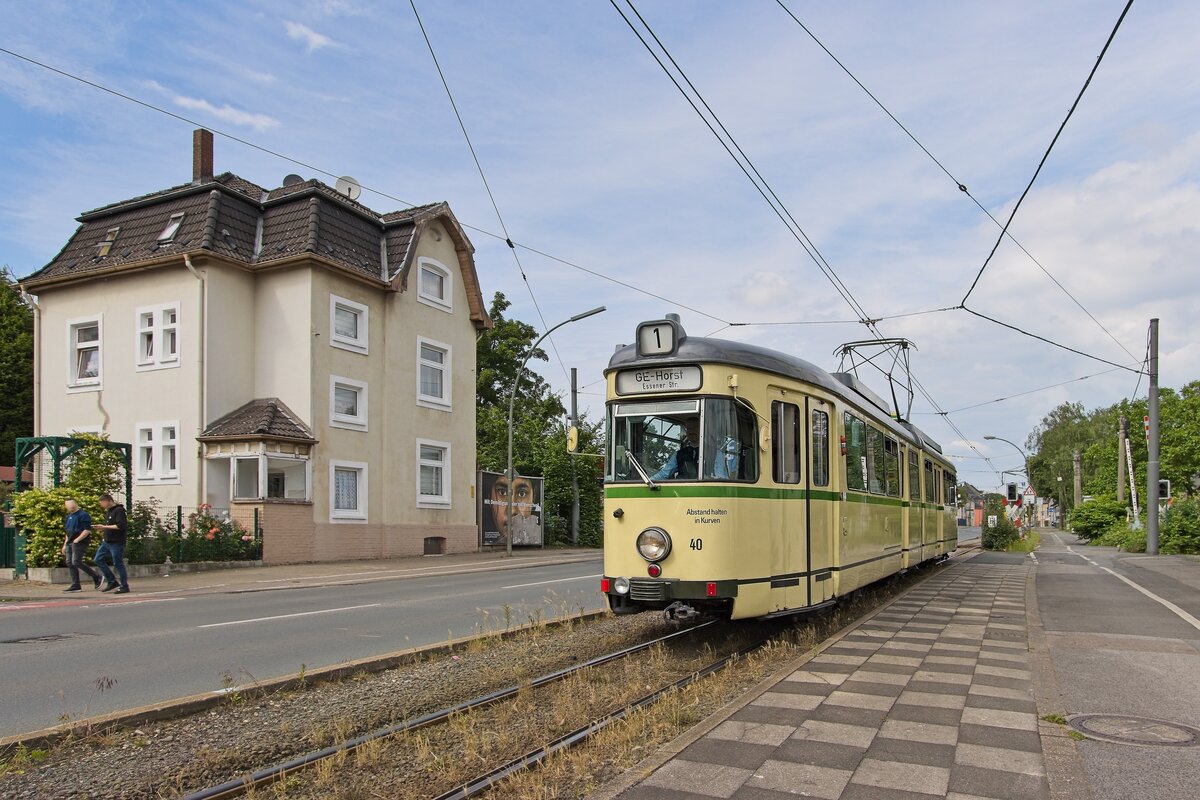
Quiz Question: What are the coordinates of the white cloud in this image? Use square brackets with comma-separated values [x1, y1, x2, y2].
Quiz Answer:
[171, 95, 279, 132]
[284, 20, 337, 53]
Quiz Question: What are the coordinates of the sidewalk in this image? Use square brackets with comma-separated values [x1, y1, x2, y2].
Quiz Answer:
[595, 535, 1200, 800]
[0, 547, 601, 602]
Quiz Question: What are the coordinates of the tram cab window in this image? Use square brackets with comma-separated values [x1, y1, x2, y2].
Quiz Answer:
[811, 410, 830, 487]
[772, 401, 801, 484]
[908, 449, 921, 501]
[609, 398, 757, 483]
[844, 412, 867, 491]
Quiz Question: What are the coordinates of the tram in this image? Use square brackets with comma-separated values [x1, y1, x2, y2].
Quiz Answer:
[601, 315, 958, 621]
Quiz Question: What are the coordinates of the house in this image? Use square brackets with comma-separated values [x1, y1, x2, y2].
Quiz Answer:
[20, 129, 491, 562]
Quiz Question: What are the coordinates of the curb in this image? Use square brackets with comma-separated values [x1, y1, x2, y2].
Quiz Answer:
[0, 608, 609, 752]
[586, 552, 980, 800]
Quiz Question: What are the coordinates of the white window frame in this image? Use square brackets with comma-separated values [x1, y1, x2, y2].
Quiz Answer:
[67, 315, 103, 392]
[415, 257, 453, 313]
[157, 212, 185, 243]
[329, 294, 369, 354]
[330, 459, 368, 522]
[329, 376, 368, 431]
[134, 421, 180, 484]
[416, 337, 452, 410]
[135, 303, 180, 371]
[416, 439, 451, 508]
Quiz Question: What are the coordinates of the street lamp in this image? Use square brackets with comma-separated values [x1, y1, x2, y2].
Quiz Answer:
[984, 435, 1031, 487]
[505, 306, 607, 556]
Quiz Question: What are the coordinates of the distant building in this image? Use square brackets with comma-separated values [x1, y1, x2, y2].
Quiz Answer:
[21, 130, 491, 562]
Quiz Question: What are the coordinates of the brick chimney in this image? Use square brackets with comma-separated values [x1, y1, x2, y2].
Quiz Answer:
[193, 128, 214, 183]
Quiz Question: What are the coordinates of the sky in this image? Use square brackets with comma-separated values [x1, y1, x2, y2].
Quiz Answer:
[2, 0, 1196, 492]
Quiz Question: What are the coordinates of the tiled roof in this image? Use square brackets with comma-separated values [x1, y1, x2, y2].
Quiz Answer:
[199, 398, 315, 443]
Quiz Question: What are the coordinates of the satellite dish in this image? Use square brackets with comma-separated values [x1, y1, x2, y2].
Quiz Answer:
[335, 176, 362, 201]
[282, 174, 303, 187]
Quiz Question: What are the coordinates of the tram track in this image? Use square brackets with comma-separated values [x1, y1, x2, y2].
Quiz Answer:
[181, 540, 980, 800]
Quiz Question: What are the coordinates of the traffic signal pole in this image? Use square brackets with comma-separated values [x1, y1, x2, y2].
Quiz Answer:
[1146, 318, 1160, 555]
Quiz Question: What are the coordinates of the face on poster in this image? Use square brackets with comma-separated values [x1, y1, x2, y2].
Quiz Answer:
[480, 472, 543, 546]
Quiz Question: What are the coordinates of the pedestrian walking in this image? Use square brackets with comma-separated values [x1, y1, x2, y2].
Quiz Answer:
[94, 493, 130, 594]
[62, 499, 101, 592]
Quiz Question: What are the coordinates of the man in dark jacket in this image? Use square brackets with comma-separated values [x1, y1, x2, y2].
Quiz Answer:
[62, 499, 101, 592]
[94, 493, 130, 594]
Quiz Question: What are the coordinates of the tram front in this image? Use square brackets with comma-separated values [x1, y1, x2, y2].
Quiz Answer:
[601, 316, 765, 621]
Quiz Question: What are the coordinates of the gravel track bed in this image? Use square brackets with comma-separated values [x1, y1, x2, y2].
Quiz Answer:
[0, 613, 672, 799]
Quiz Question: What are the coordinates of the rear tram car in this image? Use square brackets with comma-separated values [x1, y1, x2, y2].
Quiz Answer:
[601, 316, 958, 621]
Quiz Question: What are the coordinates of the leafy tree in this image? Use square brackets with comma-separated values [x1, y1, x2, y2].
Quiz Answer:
[476, 292, 604, 547]
[0, 268, 33, 466]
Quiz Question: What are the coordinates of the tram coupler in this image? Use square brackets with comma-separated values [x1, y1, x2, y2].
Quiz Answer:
[664, 601, 701, 623]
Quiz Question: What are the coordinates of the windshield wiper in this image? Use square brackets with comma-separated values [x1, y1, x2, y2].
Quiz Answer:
[626, 452, 659, 490]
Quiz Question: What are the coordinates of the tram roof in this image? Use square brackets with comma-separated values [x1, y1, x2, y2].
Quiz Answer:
[607, 335, 951, 466]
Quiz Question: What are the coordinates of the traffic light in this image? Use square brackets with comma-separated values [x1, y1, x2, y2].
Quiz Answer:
[1158, 479, 1171, 500]
[1006, 483, 1018, 503]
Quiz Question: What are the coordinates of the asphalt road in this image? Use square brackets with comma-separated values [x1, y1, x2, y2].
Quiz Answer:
[0, 556, 604, 739]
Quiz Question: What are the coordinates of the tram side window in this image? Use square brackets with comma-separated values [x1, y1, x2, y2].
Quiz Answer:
[811, 409, 830, 487]
[844, 412, 867, 491]
[883, 437, 901, 497]
[866, 427, 884, 494]
[908, 449, 920, 501]
[945, 475, 957, 505]
[924, 459, 935, 503]
[936, 469, 943, 506]
[771, 401, 801, 484]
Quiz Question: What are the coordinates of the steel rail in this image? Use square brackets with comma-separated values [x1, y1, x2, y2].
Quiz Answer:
[181, 620, 717, 800]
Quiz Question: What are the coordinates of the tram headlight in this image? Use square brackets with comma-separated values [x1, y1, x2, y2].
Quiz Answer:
[613, 577, 631, 595]
[636, 527, 672, 562]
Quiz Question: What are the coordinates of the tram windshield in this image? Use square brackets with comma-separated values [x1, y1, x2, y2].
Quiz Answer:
[609, 398, 758, 483]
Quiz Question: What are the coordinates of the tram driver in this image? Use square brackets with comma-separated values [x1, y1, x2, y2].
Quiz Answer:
[652, 416, 739, 480]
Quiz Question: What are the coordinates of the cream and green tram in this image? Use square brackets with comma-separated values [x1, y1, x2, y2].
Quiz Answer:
[601, 317, 958, 621]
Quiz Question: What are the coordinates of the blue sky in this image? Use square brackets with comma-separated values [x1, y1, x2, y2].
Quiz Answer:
[2, 0, 1197, 490]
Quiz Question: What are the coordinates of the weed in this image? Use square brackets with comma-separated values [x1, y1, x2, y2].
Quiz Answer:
[1068, 730, 1086, 741]
[1041, 713, 1068, 725]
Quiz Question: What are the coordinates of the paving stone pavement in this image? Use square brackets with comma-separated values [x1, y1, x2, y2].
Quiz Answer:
[617, 561, 1044, 800]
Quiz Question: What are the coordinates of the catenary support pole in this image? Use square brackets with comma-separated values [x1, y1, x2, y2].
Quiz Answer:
[570, 367, 580, 547]
[1117, 414, 1127, 503]
[1146, 318, 1160, 555]
[1072, 450, 1082, 508]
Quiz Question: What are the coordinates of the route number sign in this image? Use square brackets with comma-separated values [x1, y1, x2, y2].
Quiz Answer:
[637, 320, 677, 357]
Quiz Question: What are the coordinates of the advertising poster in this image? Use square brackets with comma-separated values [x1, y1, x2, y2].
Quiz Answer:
[479, 471, 544, 547]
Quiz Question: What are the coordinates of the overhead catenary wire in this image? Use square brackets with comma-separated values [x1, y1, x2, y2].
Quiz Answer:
[962, 307, 1140, 373]
[773, 0, 1140, 364]
[959, 0, 1137, 308]
[911, 367, 1126, 415]
[408, 0, 569, 382]
[0, 46, 732, 330]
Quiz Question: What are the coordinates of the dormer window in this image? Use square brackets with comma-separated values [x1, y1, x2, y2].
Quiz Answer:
[157, 213, 185, 243]
[97, 227, 120, 257]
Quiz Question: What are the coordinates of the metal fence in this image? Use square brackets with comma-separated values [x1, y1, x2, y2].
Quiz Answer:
[120, 504, 263, 566]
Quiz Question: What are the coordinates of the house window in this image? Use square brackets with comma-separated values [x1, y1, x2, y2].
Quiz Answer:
[329, 294, 369, 354]
[234, 457, 260, 500]
[416, 257, 452, 312]
[417, 440, 450, 506]
[97, 227, 120, 257]
[135, 422, 180, 483]
[158, 213, 185, 243]
[68, 317, 102, 389]
[266, 458, 308, 500]
[330, 376, 368, 430]
[416, 338, 451, 409]
[330, 460, 367, 521]
[136, 304, 180, 370]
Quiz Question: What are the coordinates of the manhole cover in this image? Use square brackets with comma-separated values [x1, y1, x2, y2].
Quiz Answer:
[1068, 714, 1200, 747]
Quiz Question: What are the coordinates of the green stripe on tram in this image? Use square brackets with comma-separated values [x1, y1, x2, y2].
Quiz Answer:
[603, 485, 947, 510]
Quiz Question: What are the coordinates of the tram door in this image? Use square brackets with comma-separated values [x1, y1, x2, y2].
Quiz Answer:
[769, 392, 804, 611]
[807, 398, 835, 604]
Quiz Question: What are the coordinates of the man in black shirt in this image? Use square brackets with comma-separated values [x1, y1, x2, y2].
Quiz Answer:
[94, 493, 130, 594]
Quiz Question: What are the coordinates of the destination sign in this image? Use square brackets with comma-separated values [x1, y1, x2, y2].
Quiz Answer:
[616, 366, 703, 395]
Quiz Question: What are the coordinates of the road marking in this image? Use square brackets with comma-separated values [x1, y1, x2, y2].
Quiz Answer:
[197, 603, 382, 628]
[501, 574, 601, 590]
[1066, 546, 1200, 632]
[138, 584, 227, 596]
[252, 556, 597, 584]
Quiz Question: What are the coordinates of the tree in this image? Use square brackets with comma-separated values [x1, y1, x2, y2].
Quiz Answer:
[0, 268, 34, 466]
[476, 292, 604, 546]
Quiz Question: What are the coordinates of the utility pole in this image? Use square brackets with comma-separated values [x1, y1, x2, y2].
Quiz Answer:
[570, 367, 580, 547]
[1116, 415, 1127, 503]
[1147, 318, 1160, 555]
[1073, 450, 1083, 507]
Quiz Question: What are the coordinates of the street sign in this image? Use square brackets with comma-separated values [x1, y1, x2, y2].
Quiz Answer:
[987, 515, 998, 528]
[1023, 485, 1036, 499]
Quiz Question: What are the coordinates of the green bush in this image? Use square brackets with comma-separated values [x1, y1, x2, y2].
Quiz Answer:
[10, 487, 101, 568]
[1068, 495, 1127, 540]
[1091, 520, 1146, 552]
[981, 493, 1018, 550]
[1161, 497, 1200, 555]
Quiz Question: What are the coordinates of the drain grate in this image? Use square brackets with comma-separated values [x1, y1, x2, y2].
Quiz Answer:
[1068, 714, 1200, 747]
